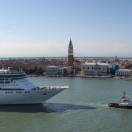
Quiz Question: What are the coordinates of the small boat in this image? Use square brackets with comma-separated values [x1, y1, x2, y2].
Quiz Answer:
[108, 91, 132, 109]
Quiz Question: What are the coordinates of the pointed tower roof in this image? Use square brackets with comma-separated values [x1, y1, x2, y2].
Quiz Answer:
[69, 38, 73, 48]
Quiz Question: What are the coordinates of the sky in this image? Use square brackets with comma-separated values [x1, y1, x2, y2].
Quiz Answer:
[0, 0, 131, 57]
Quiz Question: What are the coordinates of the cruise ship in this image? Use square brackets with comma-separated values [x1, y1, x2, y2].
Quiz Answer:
[0, 68, 68, 105]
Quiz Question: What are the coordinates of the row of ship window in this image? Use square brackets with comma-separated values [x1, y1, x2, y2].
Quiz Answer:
[5, 91, 47, 95]
[3, 91, 30, 94]
[3, 91, 47, 94]
[3, 91, 47, 95]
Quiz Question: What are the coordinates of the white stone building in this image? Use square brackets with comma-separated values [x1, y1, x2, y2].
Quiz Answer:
[115, 69, 131, 76]
[47, 66, 73, 76]
[81, 62, 110, 76]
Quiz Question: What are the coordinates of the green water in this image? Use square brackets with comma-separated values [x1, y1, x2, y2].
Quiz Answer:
[0, 77, 132, 132]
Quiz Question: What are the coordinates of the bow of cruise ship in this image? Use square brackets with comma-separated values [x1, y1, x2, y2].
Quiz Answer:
[0, 68, 68, 105]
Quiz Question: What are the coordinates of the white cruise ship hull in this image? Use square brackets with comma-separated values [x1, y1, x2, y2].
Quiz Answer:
[0, 68, 68, 105]
[0, 88, 66, 105]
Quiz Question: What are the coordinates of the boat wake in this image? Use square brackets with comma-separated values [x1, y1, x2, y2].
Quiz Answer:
[88, 102, 108, 108]
[43, 103, 96, 112]
[0, 103, 96, 113]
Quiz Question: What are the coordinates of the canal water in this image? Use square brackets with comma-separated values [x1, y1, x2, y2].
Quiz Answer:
[0, 77, 132, 132]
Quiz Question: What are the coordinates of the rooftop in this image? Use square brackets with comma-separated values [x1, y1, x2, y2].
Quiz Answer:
[83, 62, 110, 66]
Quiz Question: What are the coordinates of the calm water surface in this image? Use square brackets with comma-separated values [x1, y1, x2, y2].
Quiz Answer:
[0, 77, 132, 132]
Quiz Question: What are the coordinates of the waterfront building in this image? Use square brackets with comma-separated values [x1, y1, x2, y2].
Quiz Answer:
[68, 39, 74, 67]
[47, 66, 72, 76]
[115, 69, 131, 77]
[81, 62, 110, 76]
[47, 66, 61, 76]
[109, 64, 119, 75]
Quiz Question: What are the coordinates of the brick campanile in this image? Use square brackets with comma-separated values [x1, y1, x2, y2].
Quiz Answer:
[68, 39, 74, 67]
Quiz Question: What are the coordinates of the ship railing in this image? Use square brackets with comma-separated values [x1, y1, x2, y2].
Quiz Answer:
[39, 85, 69, 90]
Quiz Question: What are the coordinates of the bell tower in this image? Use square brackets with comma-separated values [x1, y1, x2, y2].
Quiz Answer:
[68, 39, 74, 67]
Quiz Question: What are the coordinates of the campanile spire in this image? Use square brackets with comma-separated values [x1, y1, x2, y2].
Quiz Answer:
[68, 38, 74, 66]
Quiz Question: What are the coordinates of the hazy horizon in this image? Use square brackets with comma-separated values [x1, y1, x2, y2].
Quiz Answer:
[0, 0, 131, 57]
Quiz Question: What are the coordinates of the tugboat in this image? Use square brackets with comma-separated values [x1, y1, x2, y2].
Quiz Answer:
[108, 91, 132, 109]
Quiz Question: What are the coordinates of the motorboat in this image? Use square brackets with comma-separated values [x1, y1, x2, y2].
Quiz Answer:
[108, 91, 132, 109]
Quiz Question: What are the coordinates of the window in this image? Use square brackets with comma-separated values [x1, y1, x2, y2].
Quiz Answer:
[25, 91, 30, 93]
[16, 91, 22, 93]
